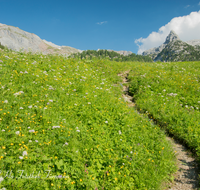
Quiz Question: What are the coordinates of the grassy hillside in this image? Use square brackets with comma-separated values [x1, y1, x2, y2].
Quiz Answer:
[0, 50, 176, 189]
[128, 61, 200, 157]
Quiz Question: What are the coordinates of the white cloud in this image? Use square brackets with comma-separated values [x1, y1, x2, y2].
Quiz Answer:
[198, 2, 200, 5]
[96, 21, 107, 25]
[185, 5, 190, 8]
[135, 10, 200, 54]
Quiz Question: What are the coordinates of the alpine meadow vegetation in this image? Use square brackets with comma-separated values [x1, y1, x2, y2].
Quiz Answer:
[1, 48, 192, 190]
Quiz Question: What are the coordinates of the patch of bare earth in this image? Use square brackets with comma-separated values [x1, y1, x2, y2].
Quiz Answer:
[118, 71, 200, 190]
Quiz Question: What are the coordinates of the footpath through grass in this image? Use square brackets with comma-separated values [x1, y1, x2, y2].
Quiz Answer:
[0, 51, 176, 189]
[128, 61, 200, 159]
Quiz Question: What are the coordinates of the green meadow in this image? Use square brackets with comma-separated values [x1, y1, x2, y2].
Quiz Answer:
[128, 61, 200, 156]
[0, 49, 199, 189]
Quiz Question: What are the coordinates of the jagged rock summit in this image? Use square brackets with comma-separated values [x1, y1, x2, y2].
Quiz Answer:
[142, 30, 180, 58]
[163, 30, 180, 44]
[0, 23, 81, 56]
[142, 30, 200, 62]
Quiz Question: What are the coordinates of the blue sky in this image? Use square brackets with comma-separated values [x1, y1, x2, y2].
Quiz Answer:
[1, 0, 200, 54]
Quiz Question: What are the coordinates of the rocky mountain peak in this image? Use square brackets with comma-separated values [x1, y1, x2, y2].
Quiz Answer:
[164, 30, 180, 44]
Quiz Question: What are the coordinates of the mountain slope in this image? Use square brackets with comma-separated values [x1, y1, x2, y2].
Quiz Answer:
[142, 30, 200, 62]
[0, 23, 81, 56]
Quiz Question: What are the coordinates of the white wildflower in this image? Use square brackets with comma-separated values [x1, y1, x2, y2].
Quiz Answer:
[119, 130, 122, 135]
[76, 130, 80, 132]
[88, 102, 91, 104]
[29, 130, 35, 133]
[0, 177, 4, 182]
[105, 121, 108, 123]
[19, 107, 24, 109]
[63, 142, 68, 146]
[2, 129, 5, 132]
[52, 126, 60, 129]
[15, 131, 20, 135]
[28, 105, 32, 108]
[19, 156, 23, 159]
[49, 99, 53, 102]
[23, 151, 28, 156]
[4, 100, 8, 104]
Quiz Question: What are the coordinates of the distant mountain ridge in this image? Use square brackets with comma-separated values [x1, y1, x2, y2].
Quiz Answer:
[0, 23, 81, 56]
[142, 30, 200, 62]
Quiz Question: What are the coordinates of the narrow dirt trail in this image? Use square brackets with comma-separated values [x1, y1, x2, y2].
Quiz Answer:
[118, 71, 199, 190]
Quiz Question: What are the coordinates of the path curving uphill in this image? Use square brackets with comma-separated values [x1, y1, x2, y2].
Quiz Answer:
[118, 71, 199, 190]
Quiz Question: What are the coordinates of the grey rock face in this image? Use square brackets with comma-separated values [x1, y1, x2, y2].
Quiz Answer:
[142, 30, 200, 62]
[0, 23, 81, 56]
[142, 30, 180, 56]
[106, 49, 132, 56]
[186, 39, 200, 46]
[163, 30, 180, 44]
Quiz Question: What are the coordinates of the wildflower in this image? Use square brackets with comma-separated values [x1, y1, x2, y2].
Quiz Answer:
[105, 121, 108, 123]
[19, 107, 24, 109]
[119, 130, 122, 135]
[88, 102, 91, 104]
[19, 156, 23, 159]
[0, 176, 4, 182]
[29, 140, 32, 142]
[63, 142, 68, 146]
[23, 151, 28, 156]
[15, 131, 20, 135]
[35, 140, 38, 143]
[52, 126, 60, 129]
[49, 100, 53, 102]
[29, 130, 35, 133]
[130, 151, 133, 154]
[2, 129, 5, 132]
[77, 130, 80, 132]
[28, 105, 32, 109]
[4, 100, 8, 104]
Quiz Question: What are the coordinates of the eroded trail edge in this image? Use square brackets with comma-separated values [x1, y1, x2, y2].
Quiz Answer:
[118, 71, 199, 190]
